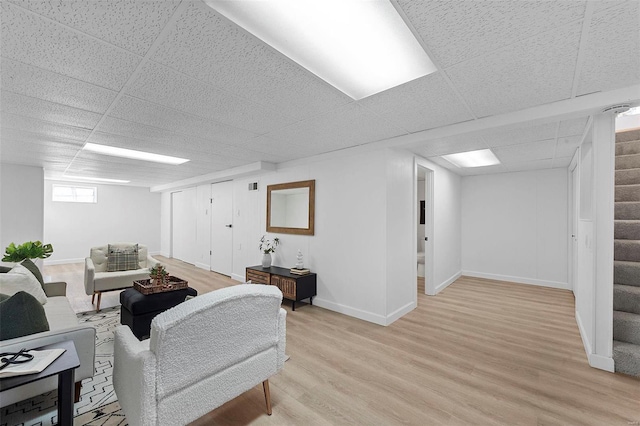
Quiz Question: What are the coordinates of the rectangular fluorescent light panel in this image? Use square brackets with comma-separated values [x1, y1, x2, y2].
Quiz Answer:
[205, 0, 437, 100]
[62, 175, 130, 184]
[83, 143, 189, 165]
[441, 149, 501, 168]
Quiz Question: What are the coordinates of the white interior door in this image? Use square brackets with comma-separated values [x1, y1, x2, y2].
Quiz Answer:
[172, 188, 197, 264]
[210, 181, 233, 276]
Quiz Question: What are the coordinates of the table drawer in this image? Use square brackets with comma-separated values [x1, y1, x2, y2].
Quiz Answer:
[246, 270, 270, 284]
[271, 275, 296, 300]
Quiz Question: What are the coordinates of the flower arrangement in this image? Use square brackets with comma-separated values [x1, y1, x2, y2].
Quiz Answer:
[259, 235, 280, 254]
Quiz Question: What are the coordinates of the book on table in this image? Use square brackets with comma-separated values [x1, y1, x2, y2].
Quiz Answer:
[0, 348, 66, 378]
[290, 268, 310, 275]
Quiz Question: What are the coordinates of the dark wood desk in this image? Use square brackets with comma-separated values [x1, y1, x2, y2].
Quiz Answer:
[246, 266, 317, 311]
[0, 340, 79, 426]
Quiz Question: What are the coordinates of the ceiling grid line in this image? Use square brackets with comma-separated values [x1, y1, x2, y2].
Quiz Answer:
[62, 0, 191, 176]
[570, 2, 595, 98]
[390, 0, 479, 121]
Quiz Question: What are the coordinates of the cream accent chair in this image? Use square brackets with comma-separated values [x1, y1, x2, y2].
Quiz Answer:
[84, 243, 159, 310]
[113, 284, 287, 426]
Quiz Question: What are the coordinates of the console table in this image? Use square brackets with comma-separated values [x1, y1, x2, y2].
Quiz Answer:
[246, 266, 317, 311]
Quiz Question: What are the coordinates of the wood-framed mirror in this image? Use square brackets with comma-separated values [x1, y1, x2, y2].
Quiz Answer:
[267, 180, 315, 235]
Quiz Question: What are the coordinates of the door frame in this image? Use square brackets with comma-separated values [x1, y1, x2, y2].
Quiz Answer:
[414, 158, 435, 297]
[568, 148, 580, 292]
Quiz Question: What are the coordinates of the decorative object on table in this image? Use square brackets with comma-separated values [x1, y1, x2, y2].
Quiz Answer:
[0, 347, 65, 378]
[2, 241, 53, 262]
[290, 267, 310, 275]
[290, 249, 310, 274]
[149, 264, 169, 285]
[133, 276, 188, 295]
[259, 235, 280, 268]
[295, 249, 304, 269]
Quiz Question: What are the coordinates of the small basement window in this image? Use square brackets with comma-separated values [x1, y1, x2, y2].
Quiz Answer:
[52, 185, 97, 203]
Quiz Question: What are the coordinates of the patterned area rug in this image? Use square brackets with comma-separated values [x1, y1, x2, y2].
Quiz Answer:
[1, 307, 122, 426]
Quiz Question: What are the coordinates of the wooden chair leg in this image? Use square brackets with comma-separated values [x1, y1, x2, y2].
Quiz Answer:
[262, 379, 272, 415]
[91, 293, 95, 304]
[74, 382, 82, 403]
[96, 292, 102, 311]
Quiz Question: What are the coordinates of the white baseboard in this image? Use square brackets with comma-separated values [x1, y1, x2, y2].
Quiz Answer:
[385, 301, 416, 325]
[313, 298, 387, 326]
[194, 262, 209, 271]
[461, 270, 570, 290]
[434, 271, 462, 294]
[589, 353, 615, 372]
[44, 257, 84, 265]
[575, 310, 593, 356]
[231, 273, 246, 282]
[149, 251, 161, 256]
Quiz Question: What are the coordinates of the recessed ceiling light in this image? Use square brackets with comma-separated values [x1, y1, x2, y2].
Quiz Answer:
[83, 143, 189, 165]
[205, 0, 437, 100]
[61, 175, 131, 184]
[441, 149, 501, 168]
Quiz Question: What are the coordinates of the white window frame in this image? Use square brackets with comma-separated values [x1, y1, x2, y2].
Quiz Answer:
[52, 184, 98, 203]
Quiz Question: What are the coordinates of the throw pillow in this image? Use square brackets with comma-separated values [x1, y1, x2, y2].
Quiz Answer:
[0, 264, 48, 304]
[107, 244, 139, 272]
[0, 291, 50, 340]
[20, 258, 45, 289]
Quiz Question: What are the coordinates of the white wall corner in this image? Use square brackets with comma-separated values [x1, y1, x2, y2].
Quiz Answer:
[385, 301, 416, 326]
[435, 271, 462, 294]
[313, 298, 387, 326]
[461, 271, 570, 290]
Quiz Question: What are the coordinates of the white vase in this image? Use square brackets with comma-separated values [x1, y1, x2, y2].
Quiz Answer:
[261, 253, 272, 268]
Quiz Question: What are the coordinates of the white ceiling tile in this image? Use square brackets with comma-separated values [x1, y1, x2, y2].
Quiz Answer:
[126, 61, 297, 133]
[1, 113, 92, 142]
[555, 135, 582, 158]
[446, 22, 582, 117]
[263, 103, 407, 151]
[558, 117, 589, 137]
[592, 0, 633, 14]
[577, 2, 640, 96]
[407, 134, 488, 157]
[1, 90, 102, 130]
[398, 0, 586, 67]
[358, 72, 474, 133]
[493, 139, 557, 163]
[506, 159, 554, 172]
[481, 123, 558, 148]
[0, 127, 85, 149]
[1, 1, 141, 91]
[457, 164, 509, 176]
[1, 58, 117, 112]
[8, 0, 181, 55]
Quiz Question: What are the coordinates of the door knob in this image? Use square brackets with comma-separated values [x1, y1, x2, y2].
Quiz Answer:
[225, 224, 233, 228]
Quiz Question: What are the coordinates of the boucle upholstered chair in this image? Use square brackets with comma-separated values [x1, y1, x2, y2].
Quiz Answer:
[113, 284, 287, 426]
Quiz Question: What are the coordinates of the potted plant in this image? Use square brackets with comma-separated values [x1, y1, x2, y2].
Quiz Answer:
[259, 235, 280, 268]
[2, 241, 54, 262]
[149, 264, 169, 286]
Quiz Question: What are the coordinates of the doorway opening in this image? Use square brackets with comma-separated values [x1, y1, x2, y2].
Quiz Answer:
[415, 161, 435, 299]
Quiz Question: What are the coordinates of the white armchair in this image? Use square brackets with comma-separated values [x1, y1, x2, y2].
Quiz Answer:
[113, 284, 287, 426]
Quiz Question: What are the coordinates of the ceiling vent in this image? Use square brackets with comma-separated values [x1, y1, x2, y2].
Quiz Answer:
[602, 104, 631, 114]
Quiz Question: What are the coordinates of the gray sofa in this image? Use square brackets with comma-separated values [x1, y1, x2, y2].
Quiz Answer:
[0, 279, 96, 407]
[84, 243, 159, 310]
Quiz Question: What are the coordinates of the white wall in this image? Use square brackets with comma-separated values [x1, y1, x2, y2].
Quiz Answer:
[461, 169, 569, 289]
[0, 164, 44, 266]
[44, 180, 161, 264]
[159, 148, 464, 325]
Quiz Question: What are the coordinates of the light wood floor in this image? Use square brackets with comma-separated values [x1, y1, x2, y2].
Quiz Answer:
[45, 258, 640, 425]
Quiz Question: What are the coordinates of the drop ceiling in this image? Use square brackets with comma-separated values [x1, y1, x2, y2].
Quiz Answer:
[1, 0, 639, 187]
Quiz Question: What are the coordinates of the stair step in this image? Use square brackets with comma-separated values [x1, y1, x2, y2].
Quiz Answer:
[613, 340, 640, 377]
[614, 239, 640, 262]
[616, 129, 640, 143]
[614, 284, 640, 315]
[614, 261, 640, 287]
[616, 154, 640, 170]
[613, 311, 640, 345]
[616, 168, 640, 185]
[615, 184, 640, 202]
[614, 220, 640, 240]
[616, 140, 640, 156]
[615, 202, 640, 220]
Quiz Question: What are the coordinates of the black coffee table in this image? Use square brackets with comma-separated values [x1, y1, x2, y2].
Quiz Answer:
[0, 340, 79, 426]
